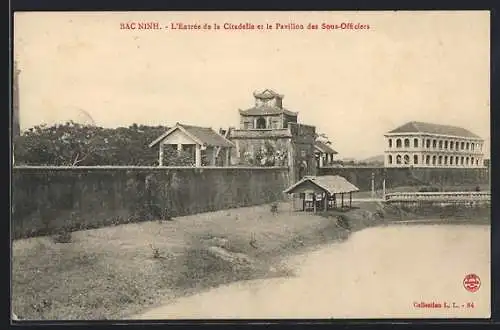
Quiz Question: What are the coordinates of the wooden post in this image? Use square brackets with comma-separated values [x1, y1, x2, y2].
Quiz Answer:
[313, 193, 317, 213]
[333, 194, 336, 208]
[302, 194, 305, 211]
[349, 192, 352, 208]
[212, 147, 217, 166]
[341, 193, 344, 208]
[324, 193, 328, 211]
[177, 143, 182, 156]
[225, 148, 230, 166]
[158, 143, 164, 166]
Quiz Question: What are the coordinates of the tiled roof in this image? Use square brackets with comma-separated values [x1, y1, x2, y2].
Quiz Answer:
[284, 175, 359, 195]
[253, 89, 283, 99]
[182, 124, 234, 147]
[149, 123, 234, 148]
[314, 141, 338, 154]
[388, 121, 481, 139]
[239, 106, 297, 116]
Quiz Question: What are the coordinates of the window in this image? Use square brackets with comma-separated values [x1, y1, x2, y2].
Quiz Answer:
[426, 139, 431, 148]
[455, 141, 459, 150]
[413, 155, 418, 164]
[404, 155, 410, 164]
[426, 155, 430, 165]
[471, 157, 475, 165]
[466, 142, 470, 150]
[396, 139, 402, 148]
[413, 138, 418, 148]
[461, 156, 464, 165]
[471, 144, 475, 151]
[439, 140, 443, 149]
[476, 159, 479, 166]
[456, 156, 459, 165]
[404, 139, 410, 148]
[432, 155, 437, 165]
[243, 121, 253, 129]
[256, 117, 267, 129]
[300, 150, 306, 158]
[450, 141, 454, 150]
[444, 156, 448, 165]
[466, 157, 469, 165]
[388, 155, 393, 164]
[461, 142, 465, 150]
[444, 141, 448, 149]
[449, 157, 453, 165]
[432, 140, 437, 148]
[396, 155, 402, 164]
[388, 139, 392, 148]
[438, 156, 442, 165]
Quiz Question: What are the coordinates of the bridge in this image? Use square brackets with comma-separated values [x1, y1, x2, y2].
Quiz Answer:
[384, 191, 491, 204]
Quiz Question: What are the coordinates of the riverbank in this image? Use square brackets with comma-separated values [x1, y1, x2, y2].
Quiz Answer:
[12, 201, 490, 320]
[12, 202, 349, 320]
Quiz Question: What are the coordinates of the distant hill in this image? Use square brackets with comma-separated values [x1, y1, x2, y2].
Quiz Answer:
[361, 154, 384, 164]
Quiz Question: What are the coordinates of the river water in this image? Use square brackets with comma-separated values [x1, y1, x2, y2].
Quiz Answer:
[135, 224, 490, 319]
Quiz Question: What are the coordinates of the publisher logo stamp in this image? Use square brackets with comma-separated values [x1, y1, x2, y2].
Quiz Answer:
[463, 274, 481, 293]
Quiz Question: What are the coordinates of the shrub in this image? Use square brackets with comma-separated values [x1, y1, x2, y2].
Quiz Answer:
[270, 202, 279, 214]
[418, 186, 439, 192]
[336, 215, 351, 230]
[52, 228, 72, 243]
[150, 244, 161, 259]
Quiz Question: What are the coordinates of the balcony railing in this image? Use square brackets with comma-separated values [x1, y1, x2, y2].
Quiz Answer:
[384, 191, 491, 203]
[230, 128, 292, 138]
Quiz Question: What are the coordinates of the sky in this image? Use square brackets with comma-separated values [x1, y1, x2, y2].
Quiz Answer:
[13, 11, 490, 159]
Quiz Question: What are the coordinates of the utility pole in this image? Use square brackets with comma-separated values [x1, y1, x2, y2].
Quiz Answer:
[382, 168, 387, 198]
[371, 171, 375, 198]
[12, 60, 21, 165]
[382, 178, 386, 198]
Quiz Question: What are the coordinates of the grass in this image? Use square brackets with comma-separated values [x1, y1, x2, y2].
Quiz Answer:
[12, 199, 490, 320]
[12, 202, 348, 320]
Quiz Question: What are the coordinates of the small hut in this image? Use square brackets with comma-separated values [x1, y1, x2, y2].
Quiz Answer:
[283, 175, 360, 212]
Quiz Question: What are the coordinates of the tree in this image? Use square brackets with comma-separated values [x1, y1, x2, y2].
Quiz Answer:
[14, 122, 171, 166]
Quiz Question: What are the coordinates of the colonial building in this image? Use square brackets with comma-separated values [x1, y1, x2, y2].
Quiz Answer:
[227, 89, 317, 181]
[384, 121, 485, 168]
[149, 123, 234, 167]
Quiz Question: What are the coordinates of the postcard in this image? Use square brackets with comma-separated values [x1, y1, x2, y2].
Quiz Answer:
[12, 10, 490, 320]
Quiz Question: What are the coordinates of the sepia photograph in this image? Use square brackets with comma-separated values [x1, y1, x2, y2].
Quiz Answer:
[12, 10, 491, 320]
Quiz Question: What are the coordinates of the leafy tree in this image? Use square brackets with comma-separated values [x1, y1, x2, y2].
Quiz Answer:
[13, 122, 179, 166]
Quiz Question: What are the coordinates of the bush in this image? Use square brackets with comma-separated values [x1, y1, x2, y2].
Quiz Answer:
[270, 202, 279, 214]
[52, 229, 72, 243]
[150, 244, 161, 259]
[418, 186, 439, 192]
[336, 215, 351, 230]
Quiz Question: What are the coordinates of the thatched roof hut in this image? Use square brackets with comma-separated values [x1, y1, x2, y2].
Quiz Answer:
[284, 175, 359, 211]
